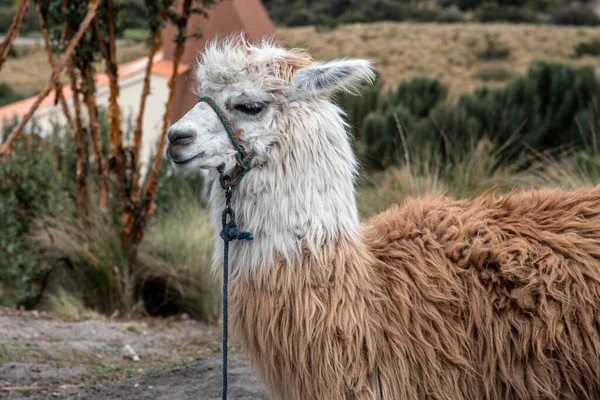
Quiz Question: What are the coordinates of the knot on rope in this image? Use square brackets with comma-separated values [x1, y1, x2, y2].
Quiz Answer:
[220, 209, 253, 242]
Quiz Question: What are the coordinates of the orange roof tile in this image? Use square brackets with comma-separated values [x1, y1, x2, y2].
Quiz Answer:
[151, 59, 191, 78]
[0, 52, 190, 121]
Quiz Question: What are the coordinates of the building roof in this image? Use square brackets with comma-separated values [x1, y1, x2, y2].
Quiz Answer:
[0, 52, 190, 121]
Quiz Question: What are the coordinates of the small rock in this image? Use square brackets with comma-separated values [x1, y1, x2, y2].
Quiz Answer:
[121, 344, 140, 362]
[134, 382, 140, 388]
[181, 313, 190, 320]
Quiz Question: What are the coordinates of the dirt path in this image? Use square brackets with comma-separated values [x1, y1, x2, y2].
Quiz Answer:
[40, 356, 268, 399]
[0, 309, 267, 399]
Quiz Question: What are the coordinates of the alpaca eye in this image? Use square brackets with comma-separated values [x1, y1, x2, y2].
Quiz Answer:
[235, 103, 264, 115]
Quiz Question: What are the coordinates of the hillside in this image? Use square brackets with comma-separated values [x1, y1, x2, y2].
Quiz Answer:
[278, 22, 600, 97]
[2, 23, 599, 103]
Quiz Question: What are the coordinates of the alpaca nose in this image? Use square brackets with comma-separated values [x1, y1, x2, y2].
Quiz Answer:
[167, 127, 194, 147]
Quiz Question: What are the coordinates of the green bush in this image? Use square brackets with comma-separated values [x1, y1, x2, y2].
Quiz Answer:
[475, 2, 540, 22]
[334, 71, 384, 139]
[573, 39, 600, 58]
[263, 0, 597, 26]
[0, 129, 73, 308]
[0, 82, 28, 107]
[389, 77, 448, 118]
[263, 0, 466, 26]
[550, 5, 600, 25]
[339, 61, 600, 172]
[464, 62, 599, 152]
[1, 113, 212, 319]
[0, 3, 40, 34]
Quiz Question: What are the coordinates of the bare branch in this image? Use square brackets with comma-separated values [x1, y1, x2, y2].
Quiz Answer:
[68, 65, 89, 215]
[100, 0, 129, 215]
[36, 0, 74, 131]
[0, 0, 29, 73]
[129, 29, 163, 204]
[82, 84, 110, 212]
[136, 0, 194, 243]
[0, 0, 102, 158]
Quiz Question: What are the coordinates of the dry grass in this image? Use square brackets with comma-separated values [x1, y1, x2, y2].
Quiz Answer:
[278, 22, 600, 97]
[0, 43, 149, 95]
[42, 288, 100, 322]
[139, 203, 219, 322]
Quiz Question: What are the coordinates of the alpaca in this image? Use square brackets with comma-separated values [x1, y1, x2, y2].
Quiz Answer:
[166, 37, 600, 400]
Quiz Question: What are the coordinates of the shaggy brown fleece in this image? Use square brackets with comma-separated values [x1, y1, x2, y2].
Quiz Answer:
[231, 186, 600, 400]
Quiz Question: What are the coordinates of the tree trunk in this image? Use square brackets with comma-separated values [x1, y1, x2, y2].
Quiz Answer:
[98, 0, 131, 245]
[129, 29, 163, 205]
[135, 0, 194, 245]
[82, 84, 109, 212]
[68, 65, 89, 216]
[0, 0, 29, 73]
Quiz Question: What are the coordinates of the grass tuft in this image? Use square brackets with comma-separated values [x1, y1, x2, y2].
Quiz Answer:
[31, 196, 218, 322]
[43, 288, 99, 322]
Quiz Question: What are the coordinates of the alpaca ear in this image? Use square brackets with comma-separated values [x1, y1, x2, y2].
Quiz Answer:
[292, 59, 375, 98]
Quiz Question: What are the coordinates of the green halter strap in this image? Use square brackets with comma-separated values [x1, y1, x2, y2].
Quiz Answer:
[197, 96, 255, 189]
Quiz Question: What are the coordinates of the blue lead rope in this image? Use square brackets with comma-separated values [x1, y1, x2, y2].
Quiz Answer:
[219, 187, 253, 400]
[197, 96, 254, 400]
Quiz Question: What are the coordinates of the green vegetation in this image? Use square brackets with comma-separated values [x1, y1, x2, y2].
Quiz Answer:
[262, 0, 600, 26]
[474, 2, 539, 23]
[549, 4, 600, 25]
[0, 0, 41, 34]
[0, 82, 28, 106]
[0, 125, 73, 308]
[0, 343, 184, 388]
[0, 121, 217, 321]
[122, 28, 150, 43]
[573, 38, 600, 57]
[338, 61, 600, 174]
[0, 0, 152, 36]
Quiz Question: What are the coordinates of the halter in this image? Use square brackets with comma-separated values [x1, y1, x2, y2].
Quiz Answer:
[197, 96, 255, 189]
[198, 96, 254, 400]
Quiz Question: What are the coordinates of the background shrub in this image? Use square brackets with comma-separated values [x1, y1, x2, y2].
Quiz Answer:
[0, 115, 213, 319]
[573, 38, 600, 57]
[474, 2, 539, 23]
[337, 60, 600, 173]
[0, 82, 28, 107]
[0, 127, 72, 308]
[261, 0, 597, 26]
[550, 5, 600, 25]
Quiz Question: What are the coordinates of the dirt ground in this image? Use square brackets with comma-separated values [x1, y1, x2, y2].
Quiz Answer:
[0, 308, 267, 399]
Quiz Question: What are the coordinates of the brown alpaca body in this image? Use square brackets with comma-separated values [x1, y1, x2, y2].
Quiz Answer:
[231, 186, 600, 400]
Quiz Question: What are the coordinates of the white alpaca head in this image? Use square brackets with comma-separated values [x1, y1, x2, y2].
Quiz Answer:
[167, 37, 374, 276]
[165, 37, 374, 175]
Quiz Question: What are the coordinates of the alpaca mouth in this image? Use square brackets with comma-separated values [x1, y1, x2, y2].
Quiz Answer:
[171, 155, 199, 165]
[168, 149, 204, 165]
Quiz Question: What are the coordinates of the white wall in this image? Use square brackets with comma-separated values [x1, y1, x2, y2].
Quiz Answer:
[26, 72, 170, 173]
